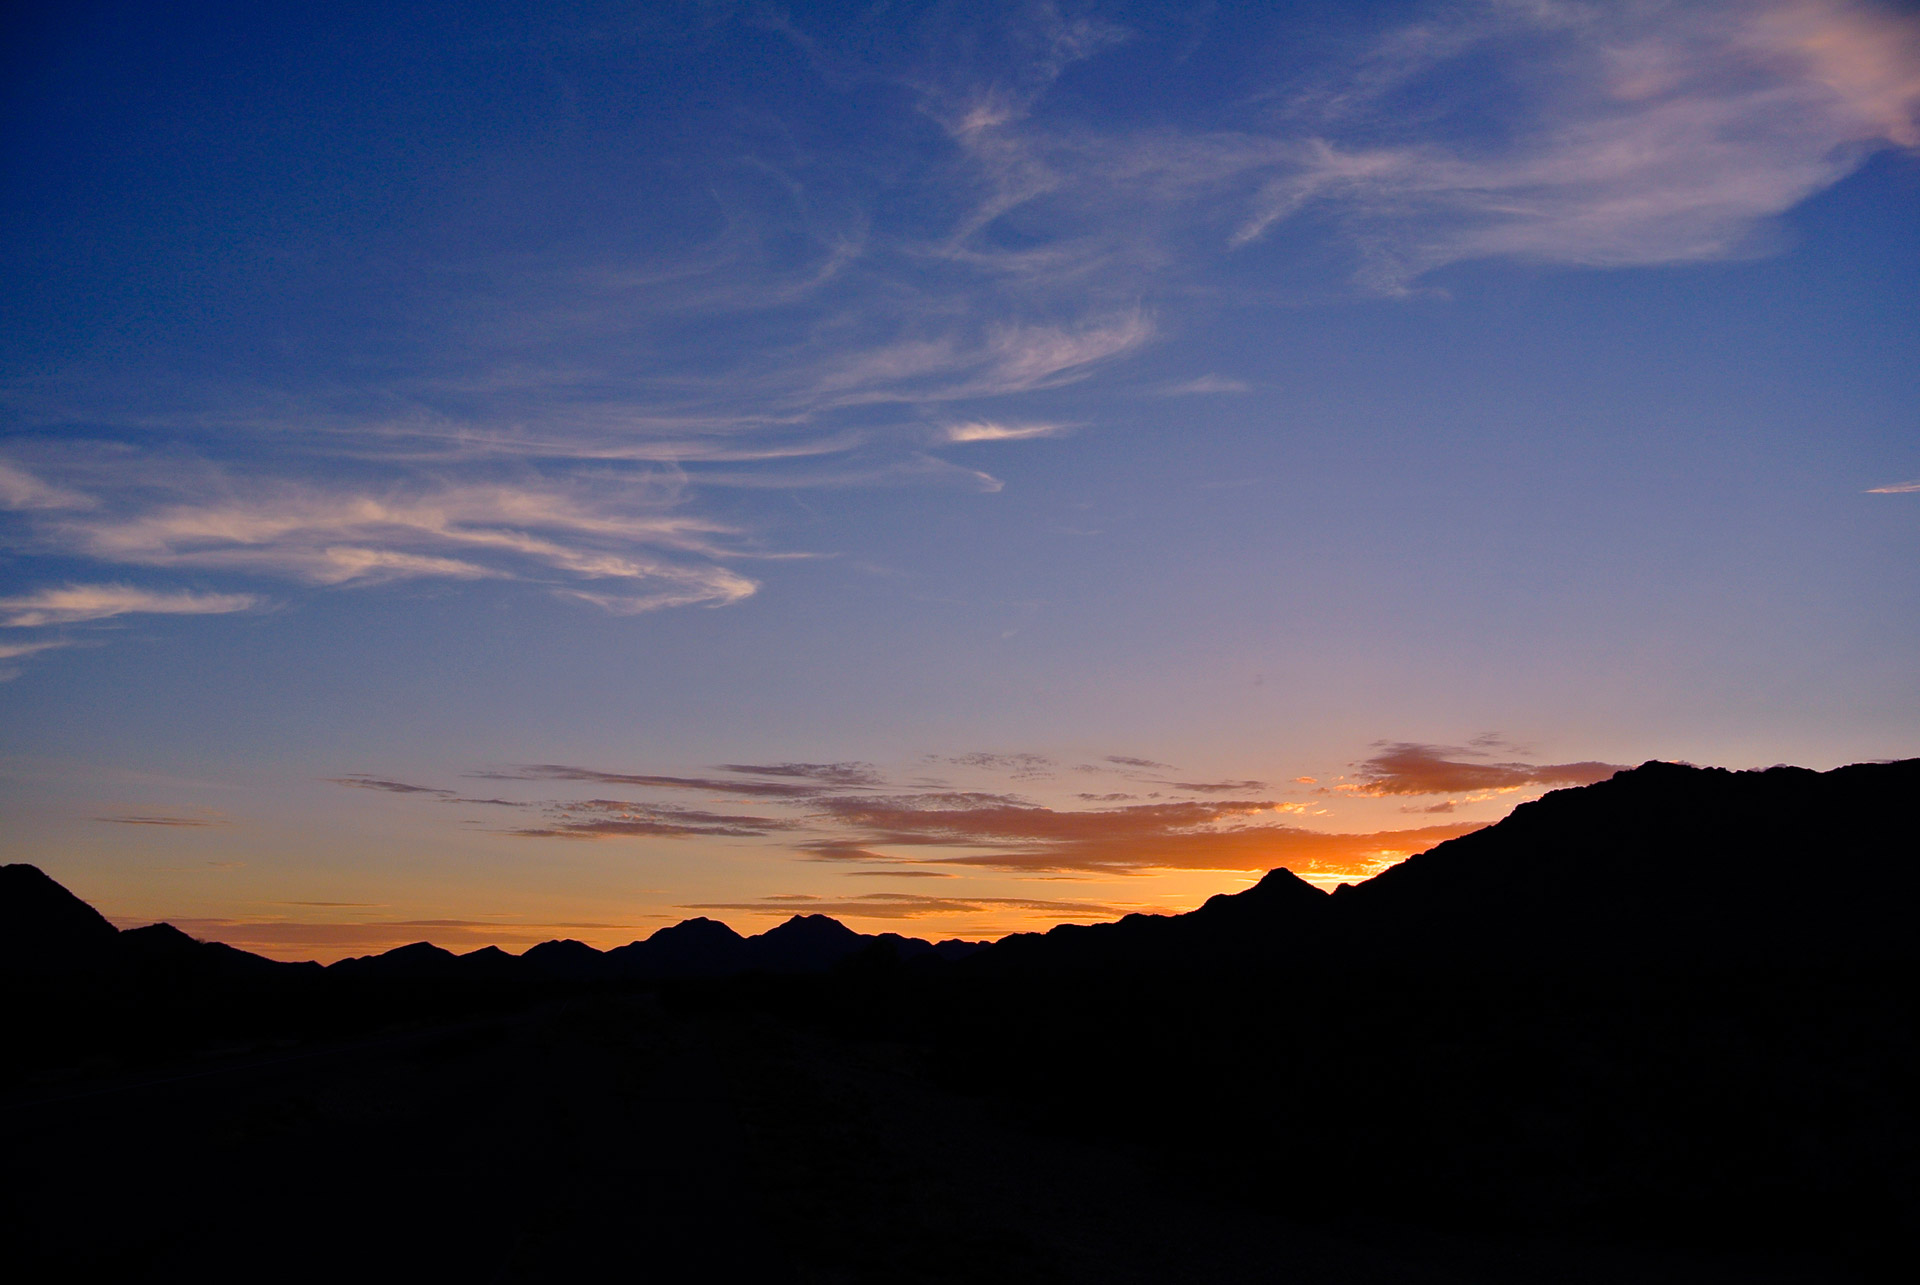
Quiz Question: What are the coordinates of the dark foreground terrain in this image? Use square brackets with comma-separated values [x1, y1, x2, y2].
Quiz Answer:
[5, 760, 1917, 1281]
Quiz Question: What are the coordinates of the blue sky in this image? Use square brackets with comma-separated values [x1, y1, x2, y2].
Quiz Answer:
[3, 0, 1916, 956]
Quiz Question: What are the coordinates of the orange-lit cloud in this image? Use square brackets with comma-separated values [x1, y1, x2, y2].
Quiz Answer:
[933, 821, 1479, 883]
[803, 793, 1476, 880]
[335, 746, 1515, 885]
[1867, 479, 1920, 493]
[1340, 742, 1625, 797]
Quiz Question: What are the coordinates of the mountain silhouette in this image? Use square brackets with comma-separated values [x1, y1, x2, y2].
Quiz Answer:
[5, 759, 1915, 1278]
[0, 862, 120, 973]
[604, 915, 748, 978]
[317, 910, 985, 982]
[971, 758, 1920, 975]
[8, 758, 1912, 985]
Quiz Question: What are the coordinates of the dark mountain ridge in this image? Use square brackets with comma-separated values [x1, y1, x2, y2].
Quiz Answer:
[973, 758, 1920, 975]
[4, 757, 1915, 1276]
[6, 757, 1914, 984]
[0, 869, 987, 985]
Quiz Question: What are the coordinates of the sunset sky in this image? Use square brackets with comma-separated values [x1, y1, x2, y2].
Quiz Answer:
[2, 0, 1915, 960]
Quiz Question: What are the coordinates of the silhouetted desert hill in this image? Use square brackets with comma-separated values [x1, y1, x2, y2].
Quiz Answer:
[973, 758, 1920, 975]
[115, 921, 318, 982]
[0, 862, 119, 971]
[605, 914, 747, 977]
[0, 864, 322, 984]
[1337, 758, 1920, 966]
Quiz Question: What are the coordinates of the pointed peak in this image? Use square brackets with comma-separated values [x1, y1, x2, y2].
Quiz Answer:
[1252, 866, 1324, 893]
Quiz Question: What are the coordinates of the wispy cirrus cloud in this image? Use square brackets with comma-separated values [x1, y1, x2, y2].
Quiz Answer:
[0, 639, 70, 662]
[1230, 0, 1920, 288]
[1154, 375, 1250, 396]
[1867, 479, 1920, 493]
[917, 0, 1920, 292]
[6, 1, 1911, 651]
[943, 421, 1070, 443]
[48, 473, 756, 607]
[0, 584, 258, 628]
[0, 459, 91, 510]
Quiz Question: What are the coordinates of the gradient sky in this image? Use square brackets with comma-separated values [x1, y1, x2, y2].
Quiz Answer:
[3, 0, 1916, 959]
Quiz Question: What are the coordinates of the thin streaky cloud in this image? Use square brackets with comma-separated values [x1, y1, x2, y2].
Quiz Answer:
[327, 775, 457, 797]
[506, 797, 796, 841]
[42, 476, 758, 608]
[0, 639, 70, 661]
[943, 421, 1071, 443]
[479, 764, 831, 798]
[936, 751, 1057, 779]
[326, 775, 532, 807]
[0, 460, 92, 510]
[718, 762, 885, 786]
[1153, 375, 1251, 395]
[1866, 479, 1920, 493]
[95, 813, 227, 827]
[0, 584, 258, 628]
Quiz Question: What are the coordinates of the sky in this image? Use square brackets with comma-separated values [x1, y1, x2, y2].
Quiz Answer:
[2, 0, 1915, 960]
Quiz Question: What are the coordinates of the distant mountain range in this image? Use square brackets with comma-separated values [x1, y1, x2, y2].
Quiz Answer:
[0, 860, 985, 982]
[5, 757, 1916, 985]
[6, 757, 1917, 1270]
